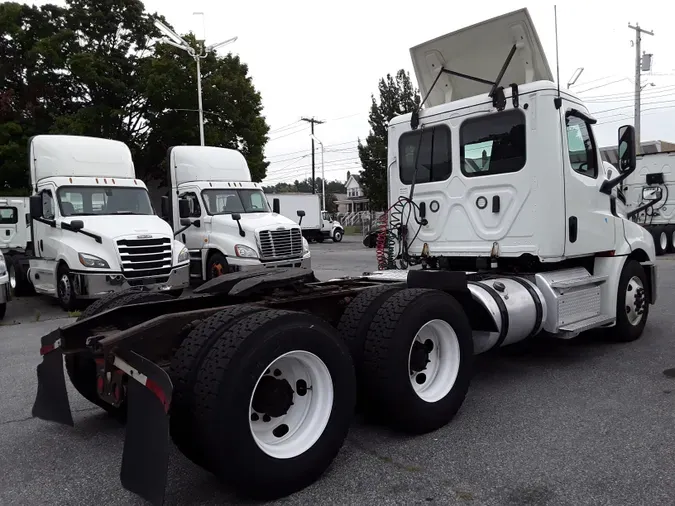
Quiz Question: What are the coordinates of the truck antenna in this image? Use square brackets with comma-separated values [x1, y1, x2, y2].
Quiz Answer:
[554, 5, 562, 109]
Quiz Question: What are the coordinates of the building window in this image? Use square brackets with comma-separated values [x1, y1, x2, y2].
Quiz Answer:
[399, 124, 452, 185]
[460, 109, 526, 177]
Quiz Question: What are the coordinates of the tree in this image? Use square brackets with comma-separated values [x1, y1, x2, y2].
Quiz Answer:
[357, 69, 420, 210]
[0, 0, 270, 189]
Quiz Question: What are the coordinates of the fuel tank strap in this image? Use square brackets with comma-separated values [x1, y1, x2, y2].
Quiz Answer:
[468, 280, 509, 348]
[507, 276, 544, 340]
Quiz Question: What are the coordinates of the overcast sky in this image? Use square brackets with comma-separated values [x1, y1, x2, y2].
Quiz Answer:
[30, 1, 675, 187]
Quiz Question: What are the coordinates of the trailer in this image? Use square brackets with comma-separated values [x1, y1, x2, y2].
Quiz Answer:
[31, 8, 657, 505]
[622, 151, 675, 255]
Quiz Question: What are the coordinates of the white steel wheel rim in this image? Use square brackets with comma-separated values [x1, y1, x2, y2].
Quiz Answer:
[335, 231, 342, 240]
[58, 274, 71, 302]
[408, 319, 461, 403]
[625, 276, 645, 326]
[249, 350, 334, 459]
[660, 232, 667, 251]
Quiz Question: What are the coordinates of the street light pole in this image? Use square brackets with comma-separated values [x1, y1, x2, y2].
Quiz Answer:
[154, 18, 237, 146]
[310, 133, 325, 210]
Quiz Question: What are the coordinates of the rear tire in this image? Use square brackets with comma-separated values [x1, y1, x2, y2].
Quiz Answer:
[192, 309, 356, 499]
[65, 290, 174, 419]
[667, 225, 675, 254]
[169, 304, 267, 468]
[607, 259, 649, 342]
[360, 288, 474, 434]
[0, 302, 5, 320]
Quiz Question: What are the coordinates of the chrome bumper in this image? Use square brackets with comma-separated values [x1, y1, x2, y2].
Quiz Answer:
[76, 264, 190, 299]
[229, 252, 311, 272]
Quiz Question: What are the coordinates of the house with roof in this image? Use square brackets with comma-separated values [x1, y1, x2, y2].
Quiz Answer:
[334, 174, 369, 214]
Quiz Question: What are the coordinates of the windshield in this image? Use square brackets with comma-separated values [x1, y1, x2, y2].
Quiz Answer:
[57, 186, 154, 216]
[201, 189, 270, 215]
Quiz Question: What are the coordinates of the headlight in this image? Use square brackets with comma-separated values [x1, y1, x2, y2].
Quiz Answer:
[302, 237, 309, 254]
[177, 246, 190, 263]
[235, 244, 259, 258]
[78, 252, 110, 269]
[0, 253, 6, 276]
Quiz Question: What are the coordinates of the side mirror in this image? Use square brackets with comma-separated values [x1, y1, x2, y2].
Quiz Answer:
[231, 213, 244, 237]
[618, 125, 636, 173]
[642, 186, 663, 201]
[297, 210, 305, 217]
[273, 198, 280, 214]
[231, 213, 242, 221]
[29, 195, 42, 220]
[179, 218, 191, 227]
[70, 220, 84, 231]
[178, 198, 191, 219]
[161, 196, 170, 218]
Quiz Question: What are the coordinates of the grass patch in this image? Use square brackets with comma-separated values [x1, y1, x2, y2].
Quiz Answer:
[343, 225, 362, 235]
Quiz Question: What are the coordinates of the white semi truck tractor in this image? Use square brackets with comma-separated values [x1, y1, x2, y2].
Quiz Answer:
[30, 9, 657, 506]
[25, 134, 190, 310]
[161, 145, 311, 282]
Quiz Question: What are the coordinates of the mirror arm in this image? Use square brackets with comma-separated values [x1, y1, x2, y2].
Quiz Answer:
[60, 221, 103, 244]
[627, 191, 664, 219]
[174, 222, 193, 237]
[600, 169, 633, 195]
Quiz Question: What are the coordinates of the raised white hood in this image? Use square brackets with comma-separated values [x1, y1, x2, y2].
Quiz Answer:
[410, 8, 553, 107]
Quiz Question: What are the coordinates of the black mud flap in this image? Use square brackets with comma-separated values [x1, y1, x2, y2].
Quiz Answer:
[31, 330, 73, 426]
[118, 349, 173, 506]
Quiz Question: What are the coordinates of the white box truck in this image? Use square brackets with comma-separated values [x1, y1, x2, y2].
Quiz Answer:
[161, 145, 311, 282]
[31, 9, 658, 506]
[22, 134, 190, 310]
[266, 192, 344, 242]
[621, 151, 675, 255]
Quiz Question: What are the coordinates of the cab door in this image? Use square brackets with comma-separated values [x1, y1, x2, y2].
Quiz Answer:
[562, 107, 615, 256]
[177, 189, 207, 251]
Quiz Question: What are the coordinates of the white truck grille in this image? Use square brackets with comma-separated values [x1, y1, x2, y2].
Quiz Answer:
[116, 237, 173, 282]
[257, 228, 303, 261]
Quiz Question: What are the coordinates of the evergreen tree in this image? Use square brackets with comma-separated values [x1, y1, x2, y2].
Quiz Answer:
[357, 69, 420, 210]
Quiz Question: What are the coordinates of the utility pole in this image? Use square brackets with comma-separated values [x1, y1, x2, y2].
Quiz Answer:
[301, 117, 324, 193]
[628, 22, 654, 155]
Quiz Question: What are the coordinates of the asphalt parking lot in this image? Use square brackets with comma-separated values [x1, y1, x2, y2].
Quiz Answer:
[1, 235, 674, 505]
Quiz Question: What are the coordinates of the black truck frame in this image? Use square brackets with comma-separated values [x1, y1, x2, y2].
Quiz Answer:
[32, 266, 469, 505]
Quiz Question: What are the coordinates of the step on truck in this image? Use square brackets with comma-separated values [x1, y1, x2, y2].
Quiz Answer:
[621, 150, 675, 255]
[160, 145, 311, 282]
[18, 135, 190, 310]
[0, 196, 34, 297]
[267, 192, 345, 242]
[31, 8, 657, 505]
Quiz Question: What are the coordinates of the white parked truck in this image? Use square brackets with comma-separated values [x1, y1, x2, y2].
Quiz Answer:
[620, 151, 675, 255]
[0, 196, 33, 296]
[266, 192, 344, 242]
[161, 145, 311, 282]
[24, 134, 190, 310]
[0, 250, 9, 320]
[31, 9, 657, 506]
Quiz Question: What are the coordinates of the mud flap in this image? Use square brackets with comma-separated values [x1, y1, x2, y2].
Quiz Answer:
[117, 350, 173, 506]
[31, 331, 73, 426]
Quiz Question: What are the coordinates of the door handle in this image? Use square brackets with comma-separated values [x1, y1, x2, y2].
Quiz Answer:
[569, 216, 578, 243]
[492, 195, 500, 213]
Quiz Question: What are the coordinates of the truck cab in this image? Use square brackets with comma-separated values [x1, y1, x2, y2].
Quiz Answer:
[162, 146, 310, 282]
[380, 8, 656, 339]
[26, 135, 190, 309]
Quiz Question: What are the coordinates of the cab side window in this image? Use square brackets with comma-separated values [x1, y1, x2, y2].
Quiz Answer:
[566, 114, 598, 179]
[41, 190, 55, 219]
[180, 192, 202, 217]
